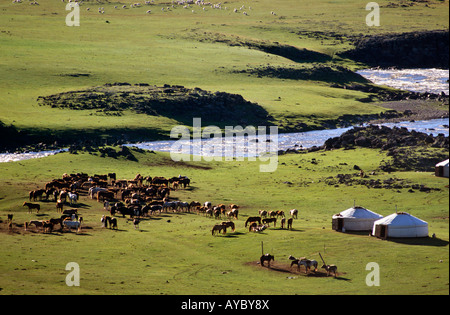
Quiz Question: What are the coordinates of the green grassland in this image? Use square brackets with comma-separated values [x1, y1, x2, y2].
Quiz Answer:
[0, 0, 448, 295]
[0, 0, 448, 138]
[0, 148, 448, 295]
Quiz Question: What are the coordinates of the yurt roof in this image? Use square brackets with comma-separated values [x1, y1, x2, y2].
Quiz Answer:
[333, 206, 383, 219]
[374, 212, 428, 227]
[436, 159, 449, 167]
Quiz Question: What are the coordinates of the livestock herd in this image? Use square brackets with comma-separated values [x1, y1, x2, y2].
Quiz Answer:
[10, 171, 301, 237]
[13, 172, 194, 233]
[12, 0, 277, 17]
[2, 171, 340, 277]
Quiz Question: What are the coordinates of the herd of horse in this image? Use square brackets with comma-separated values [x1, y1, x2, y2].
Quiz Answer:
[18, 172, 192, 233]
[5, 171, 341, 277]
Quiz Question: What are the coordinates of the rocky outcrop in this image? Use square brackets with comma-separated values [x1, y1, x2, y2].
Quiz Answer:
[233, 65, 368, 84]
[37, 83, 273, 127]
[323, 125, 449, 151]
[322, 125, 449, 172]
[341, 30, 449, 69]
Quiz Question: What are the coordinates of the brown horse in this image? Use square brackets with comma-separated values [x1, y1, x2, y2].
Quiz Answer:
[262, 217, 277, 227]
[42, 221, 54, 233]
[23, 202, 40, 213]
[260, 254, 274, 267]
[49, 218, 63, 231]
[56, 200, 64, 213]
[211, 224, 227, 236]
[287, 218, 293, 230]
[221, 221, 235, 232]
[245, 216, 261, 227]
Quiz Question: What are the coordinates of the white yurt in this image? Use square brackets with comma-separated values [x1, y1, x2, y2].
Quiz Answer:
[435, 159, 449, 178]
[372, 212, 429, 239]
[332, 206, 383, 232]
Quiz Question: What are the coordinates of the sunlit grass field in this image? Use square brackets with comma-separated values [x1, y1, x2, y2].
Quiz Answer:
[0, 0, 448, 136]
[0, 148, 448, 295]
[0, 0, 448, 295]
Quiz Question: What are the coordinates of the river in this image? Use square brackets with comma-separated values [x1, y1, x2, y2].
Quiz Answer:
[1, 69, 448, 163]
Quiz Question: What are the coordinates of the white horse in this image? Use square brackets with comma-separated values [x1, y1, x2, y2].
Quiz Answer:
[298, 259, 318, 273]
[63, 219, 81, 233]
[68, 192, 78, 205]
[290, 209, 298, 219]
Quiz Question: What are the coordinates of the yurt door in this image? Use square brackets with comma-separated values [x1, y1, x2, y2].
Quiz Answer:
[435, 166, 444, 177]
[375, 224, 387, 239]
[332, 218, 344, 231]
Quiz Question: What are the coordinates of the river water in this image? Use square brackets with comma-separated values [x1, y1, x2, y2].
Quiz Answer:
[1, 69, 448, 163]
[356, 68, 449, 95]
[126, 118, 448, 158]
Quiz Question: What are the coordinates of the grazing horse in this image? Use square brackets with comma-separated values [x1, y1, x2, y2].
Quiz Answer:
[298, 259, 318, 273]
[221, 221, 235, 232]
[211, 224, 227, 236]
[260, 254, 274, 267]
[245, 216, 261, 227]
[23, 202, 40, 213]
[29, 220, 44, 231]
[262, 217, 277, 227]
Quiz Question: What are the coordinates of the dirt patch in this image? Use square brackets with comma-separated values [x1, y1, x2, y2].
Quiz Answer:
[245, 261, 342, 278]
[371, 100, 449, 124]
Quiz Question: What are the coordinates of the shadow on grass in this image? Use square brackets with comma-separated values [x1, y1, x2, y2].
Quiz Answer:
[385, 236, 449, 247]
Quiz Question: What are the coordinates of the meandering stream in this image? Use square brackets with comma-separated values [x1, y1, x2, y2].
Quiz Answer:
[1, 69, 448, 163]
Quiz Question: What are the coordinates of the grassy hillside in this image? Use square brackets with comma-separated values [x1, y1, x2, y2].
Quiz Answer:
[0, 0, 448, 141]
[0, 147, 448, 295]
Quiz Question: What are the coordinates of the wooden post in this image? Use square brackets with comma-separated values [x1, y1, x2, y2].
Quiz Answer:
[261, 241, 264, 256]
[319, 252, 326, 266]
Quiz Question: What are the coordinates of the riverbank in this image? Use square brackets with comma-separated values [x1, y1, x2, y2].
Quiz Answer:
[1, 98, 448, 156]
[370, 99, 449, 124]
